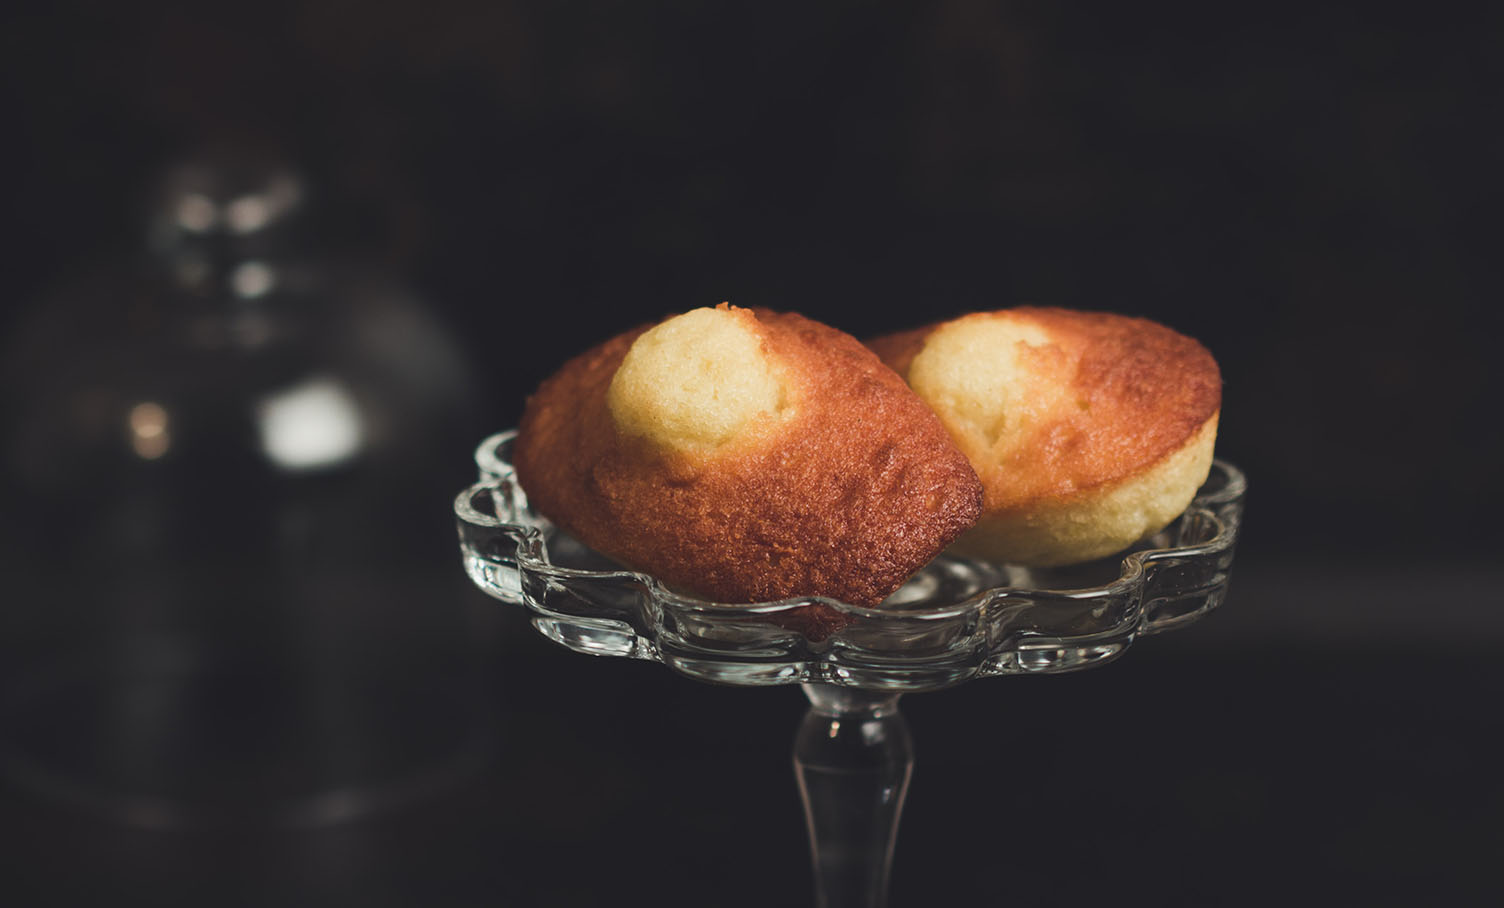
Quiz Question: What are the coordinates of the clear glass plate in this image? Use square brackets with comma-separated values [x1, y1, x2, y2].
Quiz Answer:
[454, 431, 1245, 692]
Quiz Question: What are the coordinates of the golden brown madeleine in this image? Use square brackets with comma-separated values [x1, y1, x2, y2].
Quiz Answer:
[869, 307, 1221, 567]
[514, 304, 983, 605]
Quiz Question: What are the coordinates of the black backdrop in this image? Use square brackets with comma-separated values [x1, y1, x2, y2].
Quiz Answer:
[5, 0, 1501, 557]
[1, 3, 1501, 906]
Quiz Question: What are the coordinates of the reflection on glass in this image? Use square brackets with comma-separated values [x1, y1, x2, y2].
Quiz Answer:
[230, 261, 276, 299]
[175, 193, 217, 233]
[127, 402, 170, 460]
[256, 376, 365, 472]
[224, 175, 302, 235]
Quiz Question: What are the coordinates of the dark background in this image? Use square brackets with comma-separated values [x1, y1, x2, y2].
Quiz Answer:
[1, 2, 1500, 906]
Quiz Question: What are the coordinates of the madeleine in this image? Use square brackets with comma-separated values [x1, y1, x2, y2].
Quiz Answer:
[515, 304, 983, 604]
[869, 307, 1220, 567]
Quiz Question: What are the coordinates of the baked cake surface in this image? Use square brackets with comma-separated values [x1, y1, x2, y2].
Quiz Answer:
[868, 307, 1221, 566]
[514, 304, 983, 605]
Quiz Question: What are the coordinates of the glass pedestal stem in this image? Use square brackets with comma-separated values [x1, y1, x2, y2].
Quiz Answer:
[793, 684, 913, 908]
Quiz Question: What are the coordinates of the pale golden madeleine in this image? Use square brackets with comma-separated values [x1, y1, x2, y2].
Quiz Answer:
[514, 304, 983, 605]
[869, 307, 1221, 567]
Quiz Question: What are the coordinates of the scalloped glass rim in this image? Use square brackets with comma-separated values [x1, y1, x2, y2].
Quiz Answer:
[456, 430, 1244, 689]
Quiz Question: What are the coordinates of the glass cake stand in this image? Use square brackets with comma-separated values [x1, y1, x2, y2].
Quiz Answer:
[454, 431, 1245, 908]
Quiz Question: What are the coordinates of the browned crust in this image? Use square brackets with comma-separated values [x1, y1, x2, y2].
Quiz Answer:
[867, 307, 1222, 513]
[514, 307, 984, 605]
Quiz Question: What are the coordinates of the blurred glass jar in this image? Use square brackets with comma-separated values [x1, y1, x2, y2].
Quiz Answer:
[0, 152, 491, 826]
